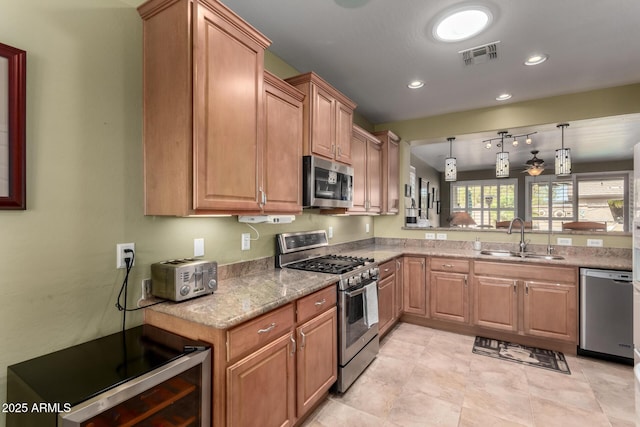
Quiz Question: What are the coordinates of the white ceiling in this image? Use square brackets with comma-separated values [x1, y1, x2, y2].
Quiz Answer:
[169, 0, 640, 170]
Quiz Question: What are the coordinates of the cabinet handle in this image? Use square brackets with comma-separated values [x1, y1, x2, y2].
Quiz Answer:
[257, 322, 276, 334]
[442, 264, 453, 269]
[464, 275, 468, 287]
[384, 268, 390, 272]
[338, 146, 342, 156]
[525, 283, 529, 296]
[513, 282, 517, 294]
[331, 144, 336, 154]
[300, 330, 306, 349]
[290, 335, 296, 355]
[314, 299, 326, 307]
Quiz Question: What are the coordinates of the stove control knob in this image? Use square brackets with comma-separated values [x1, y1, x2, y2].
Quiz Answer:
[180, 285, 190, 297]
[361, 270, 370, 280]
[370, 267, 379, 278]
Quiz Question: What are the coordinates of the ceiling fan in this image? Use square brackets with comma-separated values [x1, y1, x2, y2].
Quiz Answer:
[523, 150, 545, 176]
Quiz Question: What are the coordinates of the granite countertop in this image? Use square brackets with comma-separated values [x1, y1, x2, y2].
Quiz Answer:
[146, 243, 631, 330]
[145, 268, 339, 330]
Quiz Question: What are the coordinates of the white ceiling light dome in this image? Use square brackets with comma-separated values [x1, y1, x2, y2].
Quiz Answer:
[433, 4, 494, 42]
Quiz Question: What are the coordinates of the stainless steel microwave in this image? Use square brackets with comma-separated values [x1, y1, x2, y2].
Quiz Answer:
[303, 155, 354, 208]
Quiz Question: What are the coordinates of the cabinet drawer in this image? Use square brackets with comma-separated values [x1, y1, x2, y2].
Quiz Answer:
[297, 285, 337, 324]
[227, 303, 295, 362]
[379, 259, 396, 279]
[430, 257, 470, 273]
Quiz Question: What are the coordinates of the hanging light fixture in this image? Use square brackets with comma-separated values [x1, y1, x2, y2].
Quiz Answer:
[496, 131, 509, 178]
[445, 137, 457, 181]
[555, 123, 571, 176]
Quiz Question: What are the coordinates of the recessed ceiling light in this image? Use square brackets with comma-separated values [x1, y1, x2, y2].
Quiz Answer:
[524, 54, 548, 66]
[433, 5, 493, 42]
[408, 80, 425, 89]
[496, 93, 512, 101]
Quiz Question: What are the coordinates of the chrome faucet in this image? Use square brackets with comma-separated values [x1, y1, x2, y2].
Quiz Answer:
[507, 217, 527, 255]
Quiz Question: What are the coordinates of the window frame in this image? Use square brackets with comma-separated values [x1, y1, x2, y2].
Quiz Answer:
[524, 171, 631, 232]
[450, 178, 518, 227]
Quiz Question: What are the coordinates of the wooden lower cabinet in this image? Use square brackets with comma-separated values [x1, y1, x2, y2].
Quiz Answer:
[430, 271, 468, 324]
[403, 256, 427, 317]
[296, 306, 337, 416]
[377, 260, 397, 337]
[227, 332, 296, 427]
[473, 276, 518, 332]
[429, 258, 470, 324]
[523, 280, 577, 342]
[472, 261, 578, 345]
[395, 258, 403, 319]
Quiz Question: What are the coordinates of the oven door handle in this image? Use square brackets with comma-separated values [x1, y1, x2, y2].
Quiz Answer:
[344, 287, 366, 298]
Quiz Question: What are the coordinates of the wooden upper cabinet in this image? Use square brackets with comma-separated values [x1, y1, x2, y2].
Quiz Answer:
[285, 72, 356, 165]
[349, 125, 382, 214]
[139, 0, 283, 216]
[373, 130, 401, 215]
[263, 71, 304, 213]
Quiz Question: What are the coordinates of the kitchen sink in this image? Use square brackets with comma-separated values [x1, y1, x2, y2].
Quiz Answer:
[480, 250, 564, 260]
[480, 250, 520, 257]
[522, 253, 565, 260]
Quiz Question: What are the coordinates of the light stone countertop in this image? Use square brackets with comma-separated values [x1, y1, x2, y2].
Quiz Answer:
[145, 243, 631, 330]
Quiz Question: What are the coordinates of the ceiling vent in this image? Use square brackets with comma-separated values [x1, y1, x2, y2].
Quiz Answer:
[459, 41, 499, 66]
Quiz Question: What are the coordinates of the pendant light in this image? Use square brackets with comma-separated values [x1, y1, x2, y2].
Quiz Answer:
[496, 131, 510, 178]
[445, 137, 457, 182]
[555, 123, 571, 176]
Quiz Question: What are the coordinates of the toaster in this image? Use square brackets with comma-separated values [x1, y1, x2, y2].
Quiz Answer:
[150, 259, 218, 302]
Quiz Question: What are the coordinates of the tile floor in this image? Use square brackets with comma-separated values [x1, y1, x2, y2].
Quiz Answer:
[301, 322, 636, 427]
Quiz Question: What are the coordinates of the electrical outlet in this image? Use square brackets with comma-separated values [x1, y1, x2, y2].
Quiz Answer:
[241, 233, 250, 251]
[194, 238, 205, 257]
[141, 278, 151, 299]
[425, 233, 436, 240]
[116, 243, 135, 269]
[365, 223, 370, 233]
[587, 239, 603, 247]
[557, 237, 572, 246]
[328, 226, 333, 239]
[436, 233, 447, 240]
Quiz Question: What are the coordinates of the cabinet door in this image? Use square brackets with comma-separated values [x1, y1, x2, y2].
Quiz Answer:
[366, 138, 382, 214]
[403, 256, 427, 317]
[194, 4, 264, 212]
[395, 258, 404, 318]
[377, 273, 395, 337]
[349, 131, 367, 213]
[263, 74, 303, 213]
[227, 332, 295, 427]
[296, 307, 337, 417]
[335, 102, 353, 164]
[523, 280, 577, 343]
[473, 276, 518, 332]
[310, 84, 335, 160]
[386, 137, 400, 214]
[430, 272, 468, 324]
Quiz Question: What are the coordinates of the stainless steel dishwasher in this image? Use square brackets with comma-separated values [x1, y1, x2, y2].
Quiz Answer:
[579, 268, 633, 364]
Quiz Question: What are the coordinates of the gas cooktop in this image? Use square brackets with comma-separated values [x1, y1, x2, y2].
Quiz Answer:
[285, 254, 375, 275]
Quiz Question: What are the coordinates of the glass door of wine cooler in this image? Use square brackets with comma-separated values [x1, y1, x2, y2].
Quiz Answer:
[60, 349, 210, 427]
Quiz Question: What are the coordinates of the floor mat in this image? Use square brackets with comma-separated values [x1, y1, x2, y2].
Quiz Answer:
[472, 336, 571, 374]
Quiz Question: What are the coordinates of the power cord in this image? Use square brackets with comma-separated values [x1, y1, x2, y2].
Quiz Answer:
[115, 249, 166, 333]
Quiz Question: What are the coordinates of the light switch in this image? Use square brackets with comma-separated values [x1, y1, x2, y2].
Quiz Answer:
[194, 238, 205, 257]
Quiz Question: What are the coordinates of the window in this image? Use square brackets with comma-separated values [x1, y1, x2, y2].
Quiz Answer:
[525, 172, 630, 232]
[450, 179, 517, 227]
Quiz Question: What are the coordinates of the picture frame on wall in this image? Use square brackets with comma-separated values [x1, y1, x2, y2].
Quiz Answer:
[0, 41, 26, 210]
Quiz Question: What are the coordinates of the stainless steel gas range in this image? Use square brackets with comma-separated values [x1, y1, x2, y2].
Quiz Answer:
[276, 230, 379, 392]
